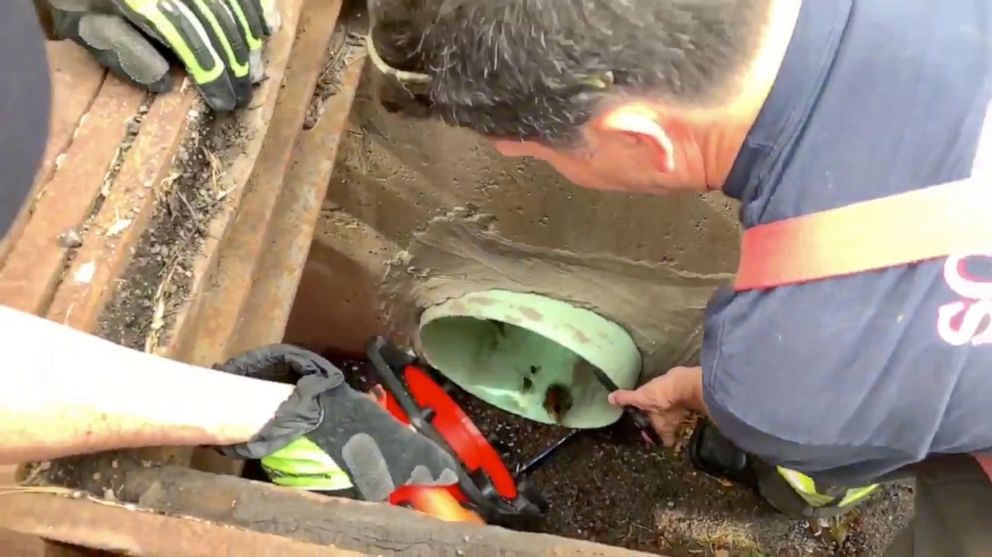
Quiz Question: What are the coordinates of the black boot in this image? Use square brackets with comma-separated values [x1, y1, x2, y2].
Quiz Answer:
[687, 419, 758, 489]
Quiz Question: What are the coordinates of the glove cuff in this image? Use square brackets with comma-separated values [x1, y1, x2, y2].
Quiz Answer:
[218, 372, 338, 459]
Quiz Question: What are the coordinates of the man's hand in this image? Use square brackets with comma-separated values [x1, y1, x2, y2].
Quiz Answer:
[46, 0, 281, 112]
[608, 366, 706, 447]
[215, 344, 459, 501]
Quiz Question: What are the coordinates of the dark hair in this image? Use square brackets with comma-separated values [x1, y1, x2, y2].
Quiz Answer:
[369, 0, 772, 144]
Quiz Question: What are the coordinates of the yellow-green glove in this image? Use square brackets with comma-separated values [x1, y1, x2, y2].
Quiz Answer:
[215, 344, 460, 501]
[47, 0, 280, 112]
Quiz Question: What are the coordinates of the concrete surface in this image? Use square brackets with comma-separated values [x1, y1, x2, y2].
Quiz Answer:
[286, 68, 743, 379]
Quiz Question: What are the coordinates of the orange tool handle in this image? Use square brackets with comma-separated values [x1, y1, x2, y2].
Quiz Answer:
[393, 485, 485, 524]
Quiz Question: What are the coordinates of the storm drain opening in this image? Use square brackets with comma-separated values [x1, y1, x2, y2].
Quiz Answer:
[417, 289, 642, 429]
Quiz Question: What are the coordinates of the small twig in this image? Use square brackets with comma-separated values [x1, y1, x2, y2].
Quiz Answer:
[0, 485, 76, 496]
[203, 149, 223, 196]
[176, 192, 197, 219]
[145, 253, 182, 353]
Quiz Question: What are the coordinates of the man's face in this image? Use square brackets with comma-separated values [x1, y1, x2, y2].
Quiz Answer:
[490, 140, 654, 193]
[488, 115, 708, 195]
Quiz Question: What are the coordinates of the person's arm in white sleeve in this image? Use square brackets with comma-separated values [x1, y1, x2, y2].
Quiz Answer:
[0, 305, 292, 464]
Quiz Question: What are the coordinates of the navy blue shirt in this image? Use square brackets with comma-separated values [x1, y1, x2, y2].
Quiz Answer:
[703, 0, 992, 486]
[0, 3, 50, 239]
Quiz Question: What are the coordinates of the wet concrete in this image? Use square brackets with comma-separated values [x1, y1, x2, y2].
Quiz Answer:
[287, 68, 742, 381]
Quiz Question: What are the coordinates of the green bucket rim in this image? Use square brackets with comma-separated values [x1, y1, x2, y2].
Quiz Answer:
[417, 289, 641, 428]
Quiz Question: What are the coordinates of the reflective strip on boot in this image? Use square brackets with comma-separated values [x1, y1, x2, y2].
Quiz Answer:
[776, 467, 836, 507]
[837, 484, 879, 507]
[776, 466, 878, 509]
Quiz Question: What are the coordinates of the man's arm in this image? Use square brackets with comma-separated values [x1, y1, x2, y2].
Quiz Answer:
[0, 305, 293, 464]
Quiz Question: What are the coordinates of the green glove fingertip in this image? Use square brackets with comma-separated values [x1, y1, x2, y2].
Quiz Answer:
[261, 437, 354, 491]
[119, 0, 240, 111]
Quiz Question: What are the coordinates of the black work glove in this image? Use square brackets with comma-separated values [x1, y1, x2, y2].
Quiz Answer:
[46, 0, 281, 112]
[215, 344, 459, 502]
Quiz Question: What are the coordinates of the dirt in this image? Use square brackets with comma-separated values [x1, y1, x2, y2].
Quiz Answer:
[304, 10, 368, 130]
[98, 102, 251, 351]
[94, 95, 155, 214]
[334, 357, 912, 557]
[460, 395, 913, 557]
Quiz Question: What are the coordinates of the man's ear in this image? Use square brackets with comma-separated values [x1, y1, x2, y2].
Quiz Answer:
[599, 105, 676, 173]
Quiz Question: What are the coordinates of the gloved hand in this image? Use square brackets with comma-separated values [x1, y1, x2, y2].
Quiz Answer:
[215, 344, 459, 501]
[46, 0, 281, 112]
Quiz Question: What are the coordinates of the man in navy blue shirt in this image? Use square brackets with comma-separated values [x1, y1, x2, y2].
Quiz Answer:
[368, 0, 992, 553]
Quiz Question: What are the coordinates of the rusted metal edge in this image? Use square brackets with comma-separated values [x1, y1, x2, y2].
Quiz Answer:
[0, 493, 364, 557]
[47, 84, 199, 332]
[0, 77, 146, 315]
[171, 0, 346, 367]
[0, 42, 107, 267]
[35, 43, 108, 195]
[227, 52, 367, 355]
[158, 0, 304, 362]
[12, 465, 657, 557]
[4, 2, 401, 555]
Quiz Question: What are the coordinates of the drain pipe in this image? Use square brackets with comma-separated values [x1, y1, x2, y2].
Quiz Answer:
[417, 290, 642, 429]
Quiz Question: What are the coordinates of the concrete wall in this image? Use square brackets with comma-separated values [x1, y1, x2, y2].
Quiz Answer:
[286, 69, 741, 378]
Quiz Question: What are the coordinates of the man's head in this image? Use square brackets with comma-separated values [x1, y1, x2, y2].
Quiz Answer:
[369, 0, 777, 194]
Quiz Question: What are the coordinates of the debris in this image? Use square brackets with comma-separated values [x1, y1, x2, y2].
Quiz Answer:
[19, 461, 52, 486]
[105, 218, 132, 238]
[98, 105, 249, 352]
[831, 519, 850, 545]
[450, 376, 909, 556]
[304, 25, 367, 129]
[73, 262, 96, 284]
[97, 96, 152, 202]
[58, 229, 83, 248]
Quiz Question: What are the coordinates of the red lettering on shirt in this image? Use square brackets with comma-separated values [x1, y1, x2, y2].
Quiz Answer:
[937, 100, 992, 346]
[937, 254, 992, 346]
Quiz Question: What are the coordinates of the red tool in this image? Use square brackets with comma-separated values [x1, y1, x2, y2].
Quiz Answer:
[366, 337, 549, 528]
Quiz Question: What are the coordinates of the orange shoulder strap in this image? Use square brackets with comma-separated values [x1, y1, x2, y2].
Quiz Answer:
[733, 177, 992, 480]
[733, 177, 992, 291]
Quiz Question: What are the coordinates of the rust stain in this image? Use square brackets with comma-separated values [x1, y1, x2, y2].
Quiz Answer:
[0, 42, 105, 267]
[450, 301, 468, 313]
[177, 483, 241, 521]
[228, 51, 365, 355]
[518, 307, 544, 321]
[472, 296, 496, 305]
[48, 85, 198, 332]
[568, 325, 592, 344]
[0, 77, 145, 315]
[543, 383, 573, 423]
[161, 0, 322, 365]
